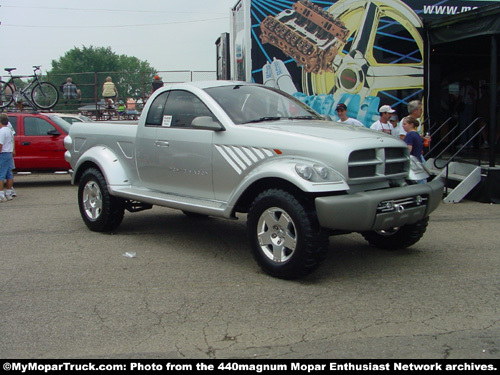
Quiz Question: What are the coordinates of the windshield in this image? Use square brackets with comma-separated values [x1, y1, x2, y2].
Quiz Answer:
[204, 85, 322, 125]
[47, 115, 71, 133]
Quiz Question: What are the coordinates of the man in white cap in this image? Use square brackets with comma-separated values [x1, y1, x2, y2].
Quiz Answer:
[370, 105, 396, 135]
[335, 103, 365, 127]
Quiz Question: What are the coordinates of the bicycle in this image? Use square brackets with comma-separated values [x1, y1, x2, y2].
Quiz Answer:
[0, 65, 59, 110]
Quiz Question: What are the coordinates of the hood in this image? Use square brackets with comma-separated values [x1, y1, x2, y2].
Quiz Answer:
[249, 119, 396, 142]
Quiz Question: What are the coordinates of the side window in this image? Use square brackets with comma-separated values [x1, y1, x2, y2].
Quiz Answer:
[8, 116, 17, 133]
[163, 91, 215, 128]
[145, 91, 170, 126]
[24, 117, 57, 136]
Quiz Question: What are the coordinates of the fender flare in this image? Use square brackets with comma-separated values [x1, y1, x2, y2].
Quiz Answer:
[227, 157, 349, 207]
[73, 146, 130, 187]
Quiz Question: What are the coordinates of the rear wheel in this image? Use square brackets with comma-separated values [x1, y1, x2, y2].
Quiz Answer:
[31, 82, 59, 109]
[247, 189, 328, 279]
[362, 217, 429, 250]
[0, 81, 14, 109]
[78, 168, 125, 232]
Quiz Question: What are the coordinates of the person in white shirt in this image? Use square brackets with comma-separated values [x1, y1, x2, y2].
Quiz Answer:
[335, 103, 365, 127]
[0, 114, 15, 202]
[398, 100, 423, 138]
[370, 105, 396, 135]
[6, 121, 16, 197]
[390, 114, 405, 140]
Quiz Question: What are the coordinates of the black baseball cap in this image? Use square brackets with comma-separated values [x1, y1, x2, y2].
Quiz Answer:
[336, 103, 347, 111]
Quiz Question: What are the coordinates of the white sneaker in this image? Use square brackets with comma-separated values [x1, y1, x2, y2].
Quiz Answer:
[10, 188, 16, 197]
[6, 195, 13, 201]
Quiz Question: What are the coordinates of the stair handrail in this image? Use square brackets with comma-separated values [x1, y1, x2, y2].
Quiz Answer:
[431, 117, 485, 170]
[424, 117, 455, 158]
[425, 117, 440, 135]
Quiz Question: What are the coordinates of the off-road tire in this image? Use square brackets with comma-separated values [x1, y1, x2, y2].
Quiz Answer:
[247, 189, 328, 279]
[361, 217, 429, 250]
[78, 168, 125, 232]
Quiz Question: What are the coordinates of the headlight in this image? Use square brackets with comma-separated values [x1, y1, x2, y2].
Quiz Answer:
[313, 164, 328, 179]
[295, 164, 313, 180]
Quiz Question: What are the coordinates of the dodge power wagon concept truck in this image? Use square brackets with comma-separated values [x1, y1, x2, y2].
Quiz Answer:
[64, 81, 443, 279]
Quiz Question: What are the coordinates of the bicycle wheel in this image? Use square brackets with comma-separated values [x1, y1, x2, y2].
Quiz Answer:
[31, 82, 59, 109]
[0, 81, 14, 109]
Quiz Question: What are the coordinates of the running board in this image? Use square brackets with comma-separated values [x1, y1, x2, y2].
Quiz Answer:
[110, 185, 231, 217]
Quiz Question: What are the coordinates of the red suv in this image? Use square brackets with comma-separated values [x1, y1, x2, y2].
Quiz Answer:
[7, 112, 71, 172]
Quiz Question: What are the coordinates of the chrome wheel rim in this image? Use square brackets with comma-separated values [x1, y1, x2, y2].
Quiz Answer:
[257, 207, 297, 263]
[82, 181, 102, 221]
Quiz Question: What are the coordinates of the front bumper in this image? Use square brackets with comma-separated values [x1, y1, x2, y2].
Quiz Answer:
[315, 178, 444, 231]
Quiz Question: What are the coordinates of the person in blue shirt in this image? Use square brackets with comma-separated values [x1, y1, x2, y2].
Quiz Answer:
[402, 116, 426, 184]
[402, 116, 423, 159]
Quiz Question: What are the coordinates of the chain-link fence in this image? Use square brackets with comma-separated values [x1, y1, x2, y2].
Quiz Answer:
[41, 70, 216, 115]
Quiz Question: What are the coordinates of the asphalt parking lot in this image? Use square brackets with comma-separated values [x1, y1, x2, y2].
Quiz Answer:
[1, 173, 499, 359]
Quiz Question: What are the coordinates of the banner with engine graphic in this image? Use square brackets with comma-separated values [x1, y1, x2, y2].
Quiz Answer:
[230, 0, 495, 127]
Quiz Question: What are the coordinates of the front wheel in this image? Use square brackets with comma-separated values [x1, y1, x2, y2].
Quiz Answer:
[78, 168, 125, 232]
[247, 189, 328, 279]
[361, 217, 429, 250]
[0, 81, 14, 109]
[31, 82, 59, 109]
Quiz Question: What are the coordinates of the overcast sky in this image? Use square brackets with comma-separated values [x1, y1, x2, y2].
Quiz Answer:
[0, 0, 236, 76]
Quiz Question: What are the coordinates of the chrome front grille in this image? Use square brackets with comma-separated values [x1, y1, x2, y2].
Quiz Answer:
[348, 147, 409, 180]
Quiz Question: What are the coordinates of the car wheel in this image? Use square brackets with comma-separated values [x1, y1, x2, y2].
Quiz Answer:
[361, 217, 429, 250]
[247, 189, 328, 279]
[78, 168, 125, 232]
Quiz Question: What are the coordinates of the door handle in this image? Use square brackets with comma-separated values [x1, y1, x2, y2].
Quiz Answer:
[154, 140, 169, 147]
[22, 142, 31, 145]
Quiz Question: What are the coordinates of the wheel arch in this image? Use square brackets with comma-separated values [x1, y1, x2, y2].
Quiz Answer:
[73, 160, 101, 185]
[234, 177, 312, 214]
[72, 146, 130, 188]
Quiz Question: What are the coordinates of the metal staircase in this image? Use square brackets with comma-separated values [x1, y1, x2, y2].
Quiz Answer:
[426, 159, 482, 203]
[424, 116, 488, 203]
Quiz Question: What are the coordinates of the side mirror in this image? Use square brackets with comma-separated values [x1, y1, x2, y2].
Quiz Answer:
[320, 114, 333, 121]
[47, 129, 61, 136]
[191, 116, 224, 131]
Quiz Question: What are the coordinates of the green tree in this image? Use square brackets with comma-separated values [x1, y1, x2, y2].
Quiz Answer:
[48, 46, 157, 107]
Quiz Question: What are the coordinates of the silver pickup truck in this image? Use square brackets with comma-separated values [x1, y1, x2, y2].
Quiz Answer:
[64, 81, 443, 279]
